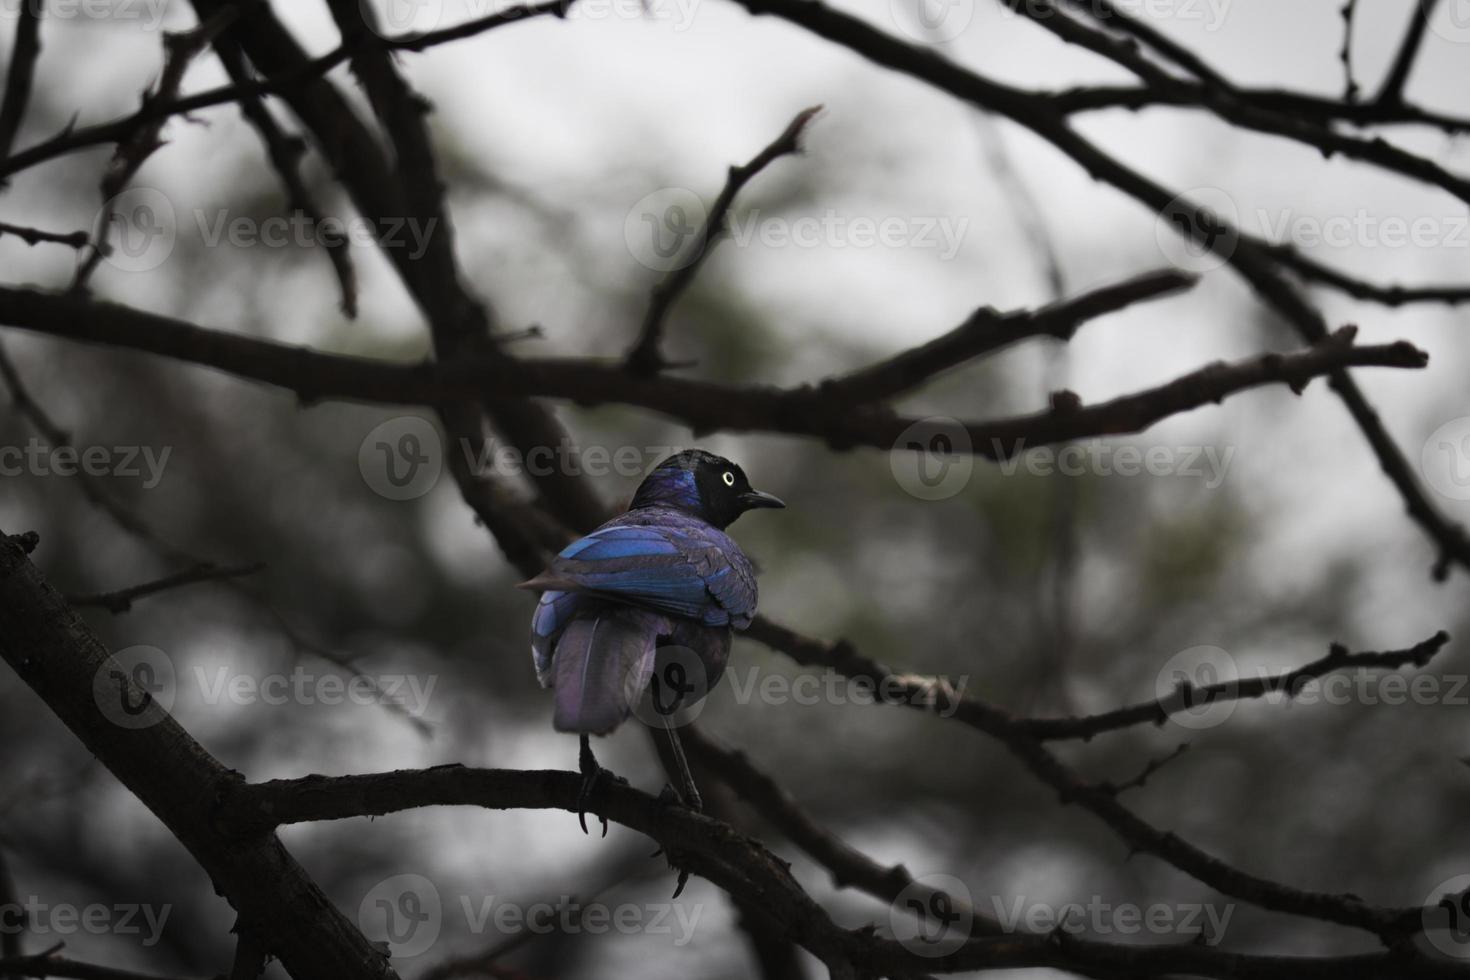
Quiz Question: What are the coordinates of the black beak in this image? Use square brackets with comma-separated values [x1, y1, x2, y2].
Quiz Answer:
[739, 489, 785, 510]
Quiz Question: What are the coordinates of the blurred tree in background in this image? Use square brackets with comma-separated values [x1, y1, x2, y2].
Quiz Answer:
[3, 1, 1470, 978]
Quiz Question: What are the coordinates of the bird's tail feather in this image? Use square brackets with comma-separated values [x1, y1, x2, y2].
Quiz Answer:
[552, 607, 669, 735]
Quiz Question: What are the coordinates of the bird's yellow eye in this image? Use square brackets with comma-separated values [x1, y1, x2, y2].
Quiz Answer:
[722, 471, 736, 486]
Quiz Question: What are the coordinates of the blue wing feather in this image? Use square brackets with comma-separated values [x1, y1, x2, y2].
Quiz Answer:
[532, 590, 584, 685]
[540, 511, 758, 627]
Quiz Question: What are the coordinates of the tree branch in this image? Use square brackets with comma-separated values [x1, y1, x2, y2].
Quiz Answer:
[0, 288, 1428, 458]
[625, 104, 822, 374]
[0, 1, 572, 185]
[744, 616, 1442, 941]
[210, 33, 358, 317]
[1015, 631, 1452, 741]
[0, 0, 42, 160]
[217, 763, 1468, 977]
[0, 222, 88, 250]
[821, 269, 1195, 403]
[1376, 0, 1441, 106]
[0, 532, 399, 980]
[727, 0, 1470, 583]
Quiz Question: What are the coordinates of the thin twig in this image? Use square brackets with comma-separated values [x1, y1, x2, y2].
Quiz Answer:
[0, 223, 88, 250]
[0, 0, 574, 186]
[1377, 0, 1440, 106]
[210, 35, 358, 317]
[66, 562, 265, 613]
[1340, 0, 1362, 103]
[72, 11, 238, 290]
[624, 105, 822, 374]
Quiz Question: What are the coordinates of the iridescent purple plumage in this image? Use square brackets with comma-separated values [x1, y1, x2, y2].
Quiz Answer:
[521, 451, 781, 735]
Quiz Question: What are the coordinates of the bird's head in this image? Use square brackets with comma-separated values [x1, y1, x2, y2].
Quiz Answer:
[630, 449, 785, 528]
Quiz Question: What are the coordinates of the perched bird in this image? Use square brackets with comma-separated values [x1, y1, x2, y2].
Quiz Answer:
[519, 449, 784, 832]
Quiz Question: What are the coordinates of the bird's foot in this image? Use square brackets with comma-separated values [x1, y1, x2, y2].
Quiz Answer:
[652, 785, 699, 898]
[577, 735, 624, 837]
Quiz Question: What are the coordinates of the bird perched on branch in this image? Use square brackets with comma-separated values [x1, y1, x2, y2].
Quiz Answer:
[519, 449, 784, 835]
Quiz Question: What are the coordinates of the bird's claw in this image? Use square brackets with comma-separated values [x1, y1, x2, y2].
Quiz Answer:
[577, 735, 624, 837]
[576, 765, 626, 837]
[652, 837, 693, 898]
[576, 769, 606, 837]
[651, 790, 696, 897]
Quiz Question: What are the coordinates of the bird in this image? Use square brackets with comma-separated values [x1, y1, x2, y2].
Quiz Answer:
[518, 449, 784, 835]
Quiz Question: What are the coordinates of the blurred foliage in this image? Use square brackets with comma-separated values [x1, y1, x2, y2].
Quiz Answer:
[3, 10, 1470, 980]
